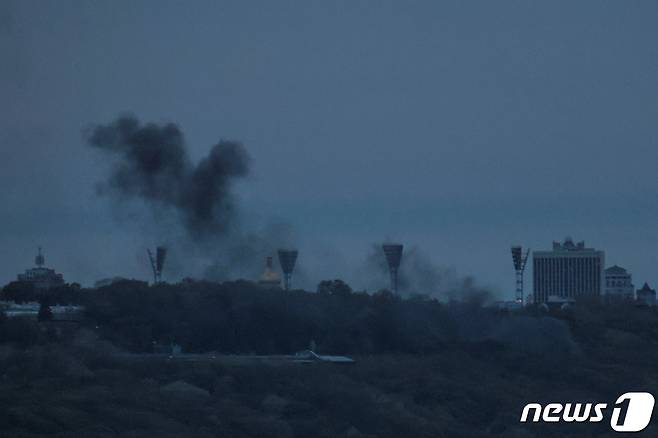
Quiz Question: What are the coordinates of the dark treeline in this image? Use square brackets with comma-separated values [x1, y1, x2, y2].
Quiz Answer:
[1, 281, 83, 305]
[83, 279, 473, 355]
[4, 278, 658, 360]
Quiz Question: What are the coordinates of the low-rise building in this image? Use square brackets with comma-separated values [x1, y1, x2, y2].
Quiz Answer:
[17, 248, 65, 290]
[636, 283, 656, 306]
[604, 265, 634, 301]
[0, 302, 83, 319]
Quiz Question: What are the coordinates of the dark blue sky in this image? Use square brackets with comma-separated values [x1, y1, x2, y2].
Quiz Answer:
[1, 1, 656, 296]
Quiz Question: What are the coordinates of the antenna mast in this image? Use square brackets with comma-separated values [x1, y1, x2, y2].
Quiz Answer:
[35, 247, 45, 267]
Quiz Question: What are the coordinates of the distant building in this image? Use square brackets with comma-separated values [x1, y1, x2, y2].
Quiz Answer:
[491, 301, 523, 311]
[0, 302, 83, 320]
[17, 248, 65, 290]
[532, 237, 604, 304]
[636, 283, 656, 306]
[293, 350, 355, 364]
[258, 256, 281, 288]
[604, 265, 634, 301]
[545, 295, 575, 310]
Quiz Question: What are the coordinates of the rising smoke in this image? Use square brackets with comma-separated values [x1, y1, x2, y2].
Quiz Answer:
[86, 115, 249, 241]
[362, 243, 491, 303]
[85, 115, 301, 282]
[85, 115, 493, 296]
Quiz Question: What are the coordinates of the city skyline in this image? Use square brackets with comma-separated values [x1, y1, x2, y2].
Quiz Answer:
[8, 235, 653, 303]
[1, 1, 656, 295]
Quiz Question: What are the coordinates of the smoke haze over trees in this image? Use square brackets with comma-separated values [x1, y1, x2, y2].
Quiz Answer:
[361, 244, 491, 302]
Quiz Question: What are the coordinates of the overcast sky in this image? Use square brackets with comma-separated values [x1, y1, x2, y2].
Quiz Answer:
[1, 0, 656, 296]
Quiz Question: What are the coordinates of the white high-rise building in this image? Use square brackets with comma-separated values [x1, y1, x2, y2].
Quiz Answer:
[532, 237, 604, 304]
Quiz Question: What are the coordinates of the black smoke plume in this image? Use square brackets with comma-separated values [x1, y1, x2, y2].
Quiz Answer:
[86, 115, 249, 240]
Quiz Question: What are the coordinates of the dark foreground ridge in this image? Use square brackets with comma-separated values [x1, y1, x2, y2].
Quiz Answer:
[1, 280, 658, 437]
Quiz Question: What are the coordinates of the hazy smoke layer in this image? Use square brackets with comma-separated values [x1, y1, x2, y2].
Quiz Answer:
[363, 244, 491, 302]
[86, 115, 249, 240]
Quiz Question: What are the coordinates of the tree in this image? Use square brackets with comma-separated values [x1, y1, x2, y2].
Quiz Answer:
[2, 281, 37, 303]
[317, 279, 352, 297]
[38, 301, 53, 322]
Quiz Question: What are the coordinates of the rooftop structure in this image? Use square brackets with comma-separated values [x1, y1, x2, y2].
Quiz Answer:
[17, 248, 65, 290]
[551, 238, 588, 251]
[258, 256, 281, 289]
